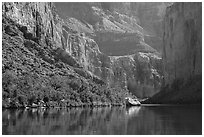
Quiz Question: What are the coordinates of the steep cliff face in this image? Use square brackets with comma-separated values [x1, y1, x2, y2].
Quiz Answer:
[110, 53, 162, 98]
[55, 3, 160, 56]
[54, 3, 163, 98]
[3, 2, 63, 49]
[3, 2, 133, 108]
[163, 3, 202, 84]
[145, 3, 202, 104]
[2, 2, 163, 104]
[2, 2, 103, 79]
[60, 24, 162, 98]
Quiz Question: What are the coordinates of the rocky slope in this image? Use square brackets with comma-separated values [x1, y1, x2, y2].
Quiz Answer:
[2, 2, 163, 108]
[145, 3, 202, 104]
[55, 3, 163, 98]
[2, 2, 133, 108]
[55, 2, 161, 55]
[129, 2, 166, 52]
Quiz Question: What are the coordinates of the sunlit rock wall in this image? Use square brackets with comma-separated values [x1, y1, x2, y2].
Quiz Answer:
[2, 2, 64, 49]
[3, 2, 163, 99]
[110, 53, 162, 98]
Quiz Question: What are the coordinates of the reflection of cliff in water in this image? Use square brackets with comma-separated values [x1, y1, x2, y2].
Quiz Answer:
[125, 105, 201, 134]
[145, 105, 202, 134]
[2, 106, 201, 135]
[3, 107, 127, 134]
[125, 106, 141, 117]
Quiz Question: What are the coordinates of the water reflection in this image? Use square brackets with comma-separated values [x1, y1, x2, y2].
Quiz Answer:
[2, 105, 201, 135]
[125, 106, 141, 117]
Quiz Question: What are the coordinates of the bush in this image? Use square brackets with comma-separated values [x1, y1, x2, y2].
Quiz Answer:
[2, 70, 130, 108]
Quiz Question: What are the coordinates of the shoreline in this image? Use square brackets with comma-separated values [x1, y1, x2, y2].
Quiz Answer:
[3, 102, 202, 109]
[2, 101, 126, 109]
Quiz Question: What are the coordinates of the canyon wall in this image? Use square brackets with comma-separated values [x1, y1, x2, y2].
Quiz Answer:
[163, 2, 202, 85]
[54, 2, 164, 98]
[55, 2, 161, 56]
[145, 3, 202, 104]
[2, 2, 128, 107]
[3, 2, 63, 50]
[3, 2, 163, 100]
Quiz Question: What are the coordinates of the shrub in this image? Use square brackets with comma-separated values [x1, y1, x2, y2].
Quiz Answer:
[2, 69, 130, 108]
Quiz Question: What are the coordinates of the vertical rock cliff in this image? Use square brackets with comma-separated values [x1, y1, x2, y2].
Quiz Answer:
[2, 2, 130, 108]
[145, 2, 202, 104]
[54, 2, 164, 98]
[2, 2, 164, 109]
[3, 2, 63, 49]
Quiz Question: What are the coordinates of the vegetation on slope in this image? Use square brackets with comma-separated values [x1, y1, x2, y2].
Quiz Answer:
[2, 15, 132, 108]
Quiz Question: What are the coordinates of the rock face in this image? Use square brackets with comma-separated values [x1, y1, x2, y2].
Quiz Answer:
[3, 2, 163, 101]
[110, 53, 162, 98]
[3, 2, 134, 108]
[3, 2, 62, 49]
[145, 3, 202, 104]
[163, 2, 202, 85]
[60, 21, 163, 98]
[55, 2, 160, 56]
[92, 6, 146, 56]
[54, 3, 164, 98]
[130, 3, 165, 52]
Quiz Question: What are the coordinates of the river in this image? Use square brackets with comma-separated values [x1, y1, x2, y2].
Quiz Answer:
[2, 105, 201, 135]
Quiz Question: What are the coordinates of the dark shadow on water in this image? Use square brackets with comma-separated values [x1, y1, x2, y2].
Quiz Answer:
[2, 105, 202, 135]
[126, 105, 202, 135]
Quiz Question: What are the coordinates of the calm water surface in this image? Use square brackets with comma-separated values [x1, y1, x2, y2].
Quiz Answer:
[2, 105, 202, 135]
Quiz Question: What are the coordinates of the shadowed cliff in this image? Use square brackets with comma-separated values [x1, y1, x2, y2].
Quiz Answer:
[144, 2, 202, 104]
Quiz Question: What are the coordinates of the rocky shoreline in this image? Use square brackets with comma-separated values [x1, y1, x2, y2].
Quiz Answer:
[2, 98, 127, 109]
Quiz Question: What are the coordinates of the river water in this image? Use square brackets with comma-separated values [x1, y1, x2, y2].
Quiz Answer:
[2, 105, 202, 135]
